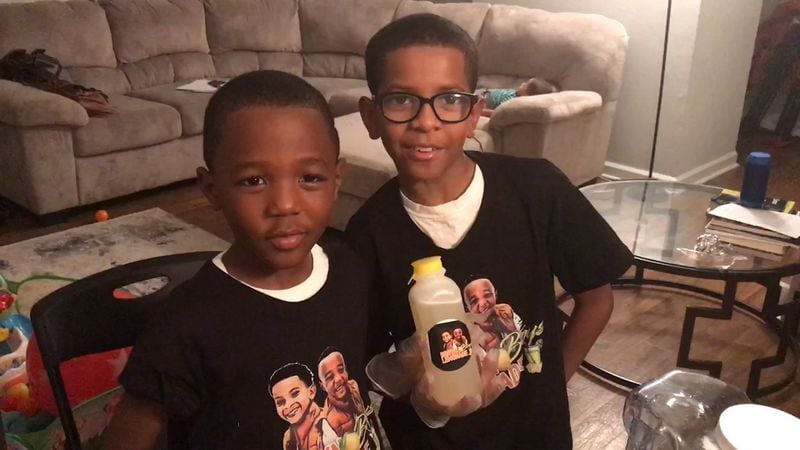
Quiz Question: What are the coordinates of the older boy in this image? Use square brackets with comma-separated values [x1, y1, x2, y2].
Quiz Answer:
[346, 14, 632, 449]
[104, 71, 380, 449]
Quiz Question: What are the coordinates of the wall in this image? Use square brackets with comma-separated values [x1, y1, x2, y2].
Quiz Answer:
[487, 0, 763, 182]
[653, 0, 762, 181]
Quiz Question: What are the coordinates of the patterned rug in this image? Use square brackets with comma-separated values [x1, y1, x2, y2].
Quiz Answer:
[0, 208, 228, 448]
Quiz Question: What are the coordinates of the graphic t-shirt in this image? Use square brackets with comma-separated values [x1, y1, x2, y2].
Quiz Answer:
[346, 152, 633, 450]
[120, 236, 381, 450]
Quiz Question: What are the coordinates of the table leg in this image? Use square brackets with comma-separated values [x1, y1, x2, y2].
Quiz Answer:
[747, 277, 799, 398]
[676, 280, 737, 378]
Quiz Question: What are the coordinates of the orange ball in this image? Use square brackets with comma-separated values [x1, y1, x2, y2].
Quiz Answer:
[95, 209, 109, 222]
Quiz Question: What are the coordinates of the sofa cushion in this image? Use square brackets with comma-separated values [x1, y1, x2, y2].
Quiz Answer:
[73, 94, 182, 157]
[395, 0, 490, 42]
[76, 135, 203, 205]
[62, 68, 131, 95]
[335, 112, 396, 199]
[205, 0, 302, 53]
[300, 0, 401, 55]
[213, 51, 303, 78]
[128, 83, 212, 136]
[328, 86, 371, 117]
[303, 78, 368, 102]
[101, 0, 210, 64]
[0, 1, 117, 68]
[123, 53, 217, 91]
[303, 54, 365, 79]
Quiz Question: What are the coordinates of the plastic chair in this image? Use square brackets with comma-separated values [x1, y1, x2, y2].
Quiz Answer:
[30, 251, 217, 450]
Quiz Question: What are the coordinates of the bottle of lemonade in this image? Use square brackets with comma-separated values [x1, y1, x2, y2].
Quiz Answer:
[409, 256, 481, 407]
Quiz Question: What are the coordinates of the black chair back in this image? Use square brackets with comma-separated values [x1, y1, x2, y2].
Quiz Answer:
[30, 251, 216, 450]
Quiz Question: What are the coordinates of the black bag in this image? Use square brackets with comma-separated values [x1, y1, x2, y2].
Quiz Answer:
[0, 48, 112, 116]
[0, 48, 61, 84]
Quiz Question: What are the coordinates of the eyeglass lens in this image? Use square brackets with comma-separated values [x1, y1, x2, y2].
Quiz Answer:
[380, 93, 475, 123]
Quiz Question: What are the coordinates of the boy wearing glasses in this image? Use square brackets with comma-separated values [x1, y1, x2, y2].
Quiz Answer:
[346, 13, 632, 450]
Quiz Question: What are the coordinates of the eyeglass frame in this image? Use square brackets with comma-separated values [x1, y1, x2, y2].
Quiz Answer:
[373, 91, 480, 124]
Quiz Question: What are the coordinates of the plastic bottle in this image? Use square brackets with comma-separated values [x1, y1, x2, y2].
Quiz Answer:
[408, 256, 481, 407]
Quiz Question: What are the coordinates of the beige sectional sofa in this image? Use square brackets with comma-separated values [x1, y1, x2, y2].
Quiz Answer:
[0, 0, 627, 229]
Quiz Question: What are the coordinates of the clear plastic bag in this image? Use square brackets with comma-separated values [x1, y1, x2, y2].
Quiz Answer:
[623, 370, 750, 449]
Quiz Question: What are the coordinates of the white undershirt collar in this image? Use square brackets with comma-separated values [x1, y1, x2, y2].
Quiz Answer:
[401, 163, 484, 249]
[212, 244, 328, 302]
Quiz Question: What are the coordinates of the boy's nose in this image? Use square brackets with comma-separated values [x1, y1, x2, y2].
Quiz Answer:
[266, 183, 300, 216]
[410, 103, 441, 131]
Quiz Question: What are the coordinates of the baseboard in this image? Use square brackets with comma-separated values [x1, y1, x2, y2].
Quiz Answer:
[602, 162, 675, 181]
[675, 151, 739, 184]
[602, 151, 738, 184]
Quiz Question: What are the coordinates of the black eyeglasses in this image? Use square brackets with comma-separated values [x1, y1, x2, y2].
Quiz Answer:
[375, 92, 479, 124]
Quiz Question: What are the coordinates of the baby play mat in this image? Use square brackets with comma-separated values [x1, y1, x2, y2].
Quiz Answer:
[0, 208, 227, 448]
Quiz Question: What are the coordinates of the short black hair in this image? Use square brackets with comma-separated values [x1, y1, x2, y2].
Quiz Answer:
[268, 362, 314, 397]
[202, 70, 339, 169]
[364, 13, 478, 95]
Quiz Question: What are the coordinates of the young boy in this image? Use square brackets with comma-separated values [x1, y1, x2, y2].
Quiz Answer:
[346, 14, 632, 449]
[480, 76, 560, 117]
[104, 70, 381, 449]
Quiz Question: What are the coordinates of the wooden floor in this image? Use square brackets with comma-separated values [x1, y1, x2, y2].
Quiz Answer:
[0, 132, 798, 449]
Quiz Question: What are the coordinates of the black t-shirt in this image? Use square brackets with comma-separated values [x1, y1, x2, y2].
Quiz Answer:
[346, 152, 633, 450]
[120, 237, 381, 449]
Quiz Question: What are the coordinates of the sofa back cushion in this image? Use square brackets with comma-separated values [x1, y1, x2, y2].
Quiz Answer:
[205, 0, 302, 53]
[477, 5, 627, 101]
[394, 0, 490, 43]
[204, 0, 302, 79]
[299, 0, 401, 78]
[212, 51, 303, 78]
[0, 1, 117, 69]
[101, 0, 210, 63]
[121, 54, 217, 91]
[62, 68, 131, 95]
[100, 0, 214, 90]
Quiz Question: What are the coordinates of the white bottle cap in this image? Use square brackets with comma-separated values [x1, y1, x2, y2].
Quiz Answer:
[713, 404, 800, 450]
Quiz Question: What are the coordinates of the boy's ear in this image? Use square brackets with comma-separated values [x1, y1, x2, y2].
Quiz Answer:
[466, 96, 485, 138]
[358, 96, 382, 140]
[197, 167, 221, 211]
[333, 158, 346, 200]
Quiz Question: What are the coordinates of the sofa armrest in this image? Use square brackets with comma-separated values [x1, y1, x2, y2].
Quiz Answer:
[0, 80, 89, 127]
[488, 90, 602, 130]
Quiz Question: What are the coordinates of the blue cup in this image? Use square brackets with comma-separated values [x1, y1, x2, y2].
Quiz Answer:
[739, 151, 771, 208]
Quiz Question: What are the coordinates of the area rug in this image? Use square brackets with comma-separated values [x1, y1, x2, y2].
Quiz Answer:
[0, 208, 228, 448]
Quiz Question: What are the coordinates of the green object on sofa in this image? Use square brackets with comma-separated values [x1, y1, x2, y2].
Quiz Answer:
[0, 0, 628, 228]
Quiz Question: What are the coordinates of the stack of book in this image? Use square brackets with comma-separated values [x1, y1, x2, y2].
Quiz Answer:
[706, 203, 800, 259]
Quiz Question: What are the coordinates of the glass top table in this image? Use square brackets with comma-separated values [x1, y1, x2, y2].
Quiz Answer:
[581, 180, 800, 277]
[579, 180, 800, 398]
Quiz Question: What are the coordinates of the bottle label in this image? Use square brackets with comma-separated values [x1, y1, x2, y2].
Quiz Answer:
[428, 320, 472, 371]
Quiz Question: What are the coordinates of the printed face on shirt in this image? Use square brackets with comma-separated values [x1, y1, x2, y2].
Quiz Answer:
[198, 105, 343, 287]
[271, 375, 317, 426]
[318, 352, 351, 403]
[454, 328, 464, 341]
[441, 331, 453, 344]
[358, 45, 483, 187]
[463, 278, 498, 314]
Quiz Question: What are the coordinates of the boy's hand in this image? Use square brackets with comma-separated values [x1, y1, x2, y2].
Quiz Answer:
[366, 317, 508, 428]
